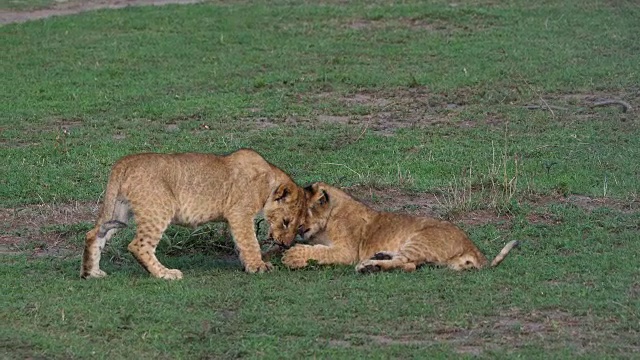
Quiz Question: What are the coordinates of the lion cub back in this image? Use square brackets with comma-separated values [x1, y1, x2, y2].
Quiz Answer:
[362, 213, 490, 270]
[110, 152, 231, 226]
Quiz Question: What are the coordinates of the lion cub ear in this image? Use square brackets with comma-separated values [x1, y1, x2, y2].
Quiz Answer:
[305, 183, 329, 207]
[317, 190, 329, 205]
[272, 184, 292, 202]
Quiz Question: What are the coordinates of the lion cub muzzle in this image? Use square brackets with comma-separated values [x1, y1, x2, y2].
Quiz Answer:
[266, 230, 292, 250]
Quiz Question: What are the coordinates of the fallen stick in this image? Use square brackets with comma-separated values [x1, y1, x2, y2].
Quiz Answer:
[590, 100, 632, 113]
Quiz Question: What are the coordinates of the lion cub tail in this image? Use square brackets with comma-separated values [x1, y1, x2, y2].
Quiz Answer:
[490, 240, 520, 267]
[98, 220, 128, 238]
[95, 161, 131, 226]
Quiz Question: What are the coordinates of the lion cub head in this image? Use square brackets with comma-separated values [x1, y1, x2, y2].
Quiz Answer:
[299, 182, 332, 240]
[263, 182, 307, 247]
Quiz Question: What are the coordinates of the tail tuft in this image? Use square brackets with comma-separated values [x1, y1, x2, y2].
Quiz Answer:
[490, 240, 520, 267]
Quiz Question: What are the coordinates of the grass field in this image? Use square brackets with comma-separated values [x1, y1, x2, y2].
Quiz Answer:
[1, 0, 639, 358]
[0, 0, 54, 11]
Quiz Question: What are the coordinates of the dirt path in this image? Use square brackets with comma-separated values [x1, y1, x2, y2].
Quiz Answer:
[0, 0, 203, 25]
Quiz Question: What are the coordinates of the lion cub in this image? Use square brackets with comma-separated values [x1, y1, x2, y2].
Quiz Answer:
[282, 182, 518, 273]
[81, 149, 306, 280]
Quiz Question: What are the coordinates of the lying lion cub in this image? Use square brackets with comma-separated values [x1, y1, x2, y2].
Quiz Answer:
[282, 182, 518, 273]
[82, 149, 306, 280]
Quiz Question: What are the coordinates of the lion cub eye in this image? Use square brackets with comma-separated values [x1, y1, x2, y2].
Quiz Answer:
[282, 219, 290, 228]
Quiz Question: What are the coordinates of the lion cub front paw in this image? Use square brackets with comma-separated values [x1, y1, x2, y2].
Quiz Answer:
[282, 246, 310, 269]
[245, 261, 273, 273]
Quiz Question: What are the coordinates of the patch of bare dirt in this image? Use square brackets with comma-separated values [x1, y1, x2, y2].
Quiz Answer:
[457, 209, 510, 227]
[301, 88, 638, 135]
[527, 193, 639, 214]
[0, 0, 203, 25]
[0, 201, 99, 255]
[549, 92, 636, 110]
[524, 91, 638, 123]
[239, 86, 511, 133]
[321, 308, 628, 355]
[340, 185, 637, 228]
[0, 139, 41, 148]
[327, 339, 351, 348]
[54, 118, 83, 129]
[630, 283, 640, 299]
[346, 185, 441, 218]
[336, 90, 451, 135]
[297, 88, 480, 135]
[325, 334, 435, 349]
[369, 334, 434, 346]
[343, 14, 496, 34]
[292, 89, 637, 136]
[526, 211, 563, 226]
[205, 86, 640, 135]
[439, 308, 629, 355]
[345, 184, 513, 226]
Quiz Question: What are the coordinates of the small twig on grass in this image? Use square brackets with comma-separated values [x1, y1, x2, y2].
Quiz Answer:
[523, 104, 569, 112]
[591, 100, 632, 113]
[516, 74, 561, 118]
[524, 99, 632, 113]
[539, 97, 557, 118]
[352, 121, 370, 144]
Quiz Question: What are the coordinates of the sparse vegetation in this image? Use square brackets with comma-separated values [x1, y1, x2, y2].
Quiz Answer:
[435, 126, 523, 219]
[1, 0, 639, 358]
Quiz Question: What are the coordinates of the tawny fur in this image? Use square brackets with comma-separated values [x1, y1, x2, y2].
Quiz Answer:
[81, 149, 306, 280]
[282, 182, 519, 273]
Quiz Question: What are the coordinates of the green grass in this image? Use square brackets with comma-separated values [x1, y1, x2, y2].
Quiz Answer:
[1, 0, 639, 358]
[0, 0, 56, 11]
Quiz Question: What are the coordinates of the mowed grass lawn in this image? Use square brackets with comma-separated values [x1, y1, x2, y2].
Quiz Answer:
[1, 0, 639, 358]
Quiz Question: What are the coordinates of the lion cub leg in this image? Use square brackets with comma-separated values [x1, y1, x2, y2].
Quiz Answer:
[356, 238, 434, 273]
[81, 200, 130, 279]
[82, 226, 108, 279]
[127, 214, 182, 280]
[227, 216, 272, 273]
[356, 253, 417, 273]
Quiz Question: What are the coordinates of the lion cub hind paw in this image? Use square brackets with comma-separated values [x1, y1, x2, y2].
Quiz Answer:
[245, 261, 273, 273]
[81, 269, 108, 279]
[371, 252, 393, 260]
[356, 261, 381, 274]
[156, 268, 183, 280]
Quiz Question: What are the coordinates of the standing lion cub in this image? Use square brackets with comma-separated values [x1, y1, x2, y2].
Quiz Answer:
[282, 182, 518, 273]
[81, 149, 306, 280]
